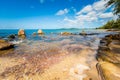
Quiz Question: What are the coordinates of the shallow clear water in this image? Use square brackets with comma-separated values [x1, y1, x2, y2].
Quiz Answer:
[0, 29, 115, 40]
[0, 29, 116, 80]
[0, 29, 115, 54]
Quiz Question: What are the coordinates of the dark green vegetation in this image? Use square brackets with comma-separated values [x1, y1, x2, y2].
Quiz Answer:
[98, 0, 120, 29]
[106, 0, 120, 17]
[98, 19, 120, 29]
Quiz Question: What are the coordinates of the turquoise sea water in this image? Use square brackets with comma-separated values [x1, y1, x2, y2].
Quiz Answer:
[0, 29, 90, 37]
[0, 29, 116, 76]
[0, 29, 116, 46]
[0, 29, 114, 38]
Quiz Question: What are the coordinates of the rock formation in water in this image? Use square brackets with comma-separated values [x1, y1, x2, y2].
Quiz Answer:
[7, 34, 16, 41]
[0, 39, 14, 50]
[79, 30, 87, 36]
[32, 32, 37, 36]
[18, 29, 26, 39]
[61, 32, 72, 35]
[96, 33, 120, 80]
[38, 29, 44, 35]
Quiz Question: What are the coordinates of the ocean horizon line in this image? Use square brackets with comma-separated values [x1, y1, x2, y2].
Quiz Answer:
[0, 28, 96, 30]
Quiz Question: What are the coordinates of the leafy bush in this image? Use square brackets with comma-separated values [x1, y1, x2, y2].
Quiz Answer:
[98, 19, 120, 29]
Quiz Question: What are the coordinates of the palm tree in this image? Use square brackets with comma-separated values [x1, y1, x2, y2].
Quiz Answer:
[106, 0, 120, 17]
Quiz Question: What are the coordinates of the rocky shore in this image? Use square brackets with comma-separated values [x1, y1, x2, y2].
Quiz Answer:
[0, 31, 100, 80]
[96, 33, 120, 80]
[0, 29, 119, 80]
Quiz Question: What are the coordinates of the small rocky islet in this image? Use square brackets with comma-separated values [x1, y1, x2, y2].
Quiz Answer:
[0, 29, 120, 80]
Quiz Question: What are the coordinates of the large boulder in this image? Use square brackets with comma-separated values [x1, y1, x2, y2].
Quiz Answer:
[0, 39, 14, 50]
[79, 30, 87, 36]
[18, 29, 26, 39]
[37, 29, 44, 35]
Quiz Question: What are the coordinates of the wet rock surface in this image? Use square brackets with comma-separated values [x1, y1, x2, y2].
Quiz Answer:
[60, 32, 72, 35]
[0, 39, 14, 51]
[0, 35, 100, 80]
[7, 34, 17, 41]
[96, 33, 120, 80]
[38, 29, 44, 35]
[1, 30, 115, 80]
[18, 29, 26, 39]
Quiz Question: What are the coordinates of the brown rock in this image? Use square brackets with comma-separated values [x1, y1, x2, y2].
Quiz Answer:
[18, 29, 26, 39]
[37, 29, 44, 35]
[105, 34, 113, 39]
[0, 39, 6, 43]
[96, 62, 120, 80]
[32, 32, 37, 36]
[79, 30, 87, 36]
[97, 34, 120, 80]
[98, 45, 110, 51]
[18, 29, 25, 36]
[0, 39, 14, 50]
[61, 32, 71, 35]
[113, 34, 120, 40]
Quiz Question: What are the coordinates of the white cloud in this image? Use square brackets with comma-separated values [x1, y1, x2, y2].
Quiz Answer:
[87, 11, 97, 17]
[61, 0, 115, 28]
[64, 17, 77, 25]
[56, 8, 69, 15]
[93, 0, 108, 11]
[99, 12, 113, 18]
[63, 17, 84, 27]
[77, 5, 93, 15]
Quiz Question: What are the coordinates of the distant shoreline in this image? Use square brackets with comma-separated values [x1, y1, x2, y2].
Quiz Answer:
[0, 28, 96, 30]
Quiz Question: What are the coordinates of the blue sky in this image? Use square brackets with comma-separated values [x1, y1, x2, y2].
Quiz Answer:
[0, 0, 116, 29]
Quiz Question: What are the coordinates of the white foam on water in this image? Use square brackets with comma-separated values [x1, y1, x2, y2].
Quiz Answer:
[10, 40, 23, 44]
[69, 64, 90, 80]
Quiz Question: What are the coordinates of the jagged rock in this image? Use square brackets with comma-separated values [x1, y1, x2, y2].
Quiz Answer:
[18, 29, 25, 36]
[105, 34, 113, 39]
[97, 40, 120, 63]
[113, 33, 120, 40]
[79, 32, 99, 36]
[7, 34, 16, 40]
[0, 39, 14, 50]
[61, 32, 72, 35]
[105, 33, 120, 40]
[38, 29, 44, 35]
[97, 50, 120, 63]
[79, 30, 87, 36]
[98, 45, 110, 51]
[18, 29, 26, 39]
[32, 32, 37, 36]
[97, 34, 120, 80]
[100, 38, 112, 46]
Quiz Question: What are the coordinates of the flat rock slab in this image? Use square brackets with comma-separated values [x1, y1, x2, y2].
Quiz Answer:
[97, 61, 120, 80]
[0, 39, 14, 50]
